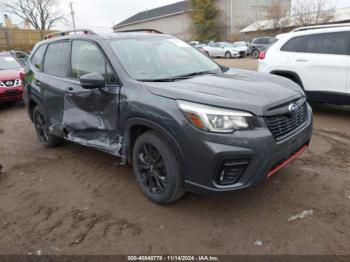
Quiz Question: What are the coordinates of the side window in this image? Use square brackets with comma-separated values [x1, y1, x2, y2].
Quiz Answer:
[281, 36, 307, 52]
[71, 40, 117, 85]
[258, 38, 267, 45]
[43, 41, 70, 77]
[30, 44, 47, 70]
[305, 32, 350, 55]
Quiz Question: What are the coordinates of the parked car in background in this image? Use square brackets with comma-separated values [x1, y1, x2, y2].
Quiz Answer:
[232, 41, 252, 56]
[189, 41, 200, 46]
[259, 24, 350, 105]
[250, 37, 278, 59]
[202, 42, 241, 58]
[24, 29, 312, 204]
[0, 52, 24, 103]
[10, 51, 29, 66]
[193, 43, 208, 54]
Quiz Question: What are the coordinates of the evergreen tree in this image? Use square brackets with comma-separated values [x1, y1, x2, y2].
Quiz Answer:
[190, 0, 221, 41]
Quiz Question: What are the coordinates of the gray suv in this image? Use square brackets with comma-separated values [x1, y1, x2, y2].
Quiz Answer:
[24, 30, 313, 204]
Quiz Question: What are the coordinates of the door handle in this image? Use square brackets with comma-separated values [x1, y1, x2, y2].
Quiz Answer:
[296, 58, 308, 62]
[34, 80, 41, 86]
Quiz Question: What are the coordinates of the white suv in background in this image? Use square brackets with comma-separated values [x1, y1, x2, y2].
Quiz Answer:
[259, 24, 350, 105]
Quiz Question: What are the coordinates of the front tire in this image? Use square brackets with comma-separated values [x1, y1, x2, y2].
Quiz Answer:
[132, 131, 185, 204]
[32, 106, 63, 147]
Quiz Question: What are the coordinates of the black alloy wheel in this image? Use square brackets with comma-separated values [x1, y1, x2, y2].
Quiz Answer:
[132, 131, 185, 204]
[32, 106, 63, 147]
[137, 143, 167, 194]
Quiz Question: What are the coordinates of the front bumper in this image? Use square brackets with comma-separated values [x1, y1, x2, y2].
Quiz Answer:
[182, 104, 313, 193]
[0, 86, 23, 102]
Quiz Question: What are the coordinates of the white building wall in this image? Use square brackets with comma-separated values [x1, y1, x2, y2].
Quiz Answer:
[113, 13, 192, 41]
[216, 0, 291, 37]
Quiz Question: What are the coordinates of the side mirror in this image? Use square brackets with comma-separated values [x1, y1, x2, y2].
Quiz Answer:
[80, 72, 105, 89]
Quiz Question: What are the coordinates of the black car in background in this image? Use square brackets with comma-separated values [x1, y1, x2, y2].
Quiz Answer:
[250, 37, 278, 58]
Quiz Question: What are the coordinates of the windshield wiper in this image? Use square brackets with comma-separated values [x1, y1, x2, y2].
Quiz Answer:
[138, 70, 218, 82]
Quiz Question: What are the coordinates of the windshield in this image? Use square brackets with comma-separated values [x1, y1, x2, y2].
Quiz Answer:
[0, 56, 21, 70]
[110, 36, 221, 81]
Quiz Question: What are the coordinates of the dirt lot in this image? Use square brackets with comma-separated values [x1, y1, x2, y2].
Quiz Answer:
[0, 58, 349, 255]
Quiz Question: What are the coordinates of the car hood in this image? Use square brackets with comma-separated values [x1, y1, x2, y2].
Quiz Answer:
[145, 68, 304, 116]
[0, 68, 21, 81]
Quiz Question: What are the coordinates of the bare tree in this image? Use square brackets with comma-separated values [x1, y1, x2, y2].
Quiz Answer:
[293, 0, 337, 26]
[264, 0, 290, 32]
[1, 0, 64, 30]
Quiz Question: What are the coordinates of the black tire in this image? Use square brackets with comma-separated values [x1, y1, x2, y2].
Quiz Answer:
[225, 51, 232, 59]
[132, 131, 185, 204]
[252, 50, 260, 59]
[32, 106, 63, 147]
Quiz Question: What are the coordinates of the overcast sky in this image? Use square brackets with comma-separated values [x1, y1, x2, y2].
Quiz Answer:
[1, 0, 349, 33]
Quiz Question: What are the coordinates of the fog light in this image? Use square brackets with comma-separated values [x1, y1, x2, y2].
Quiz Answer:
[215, 159, 249, 185]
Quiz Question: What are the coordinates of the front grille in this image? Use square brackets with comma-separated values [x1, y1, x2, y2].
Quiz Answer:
[5, 80, 14, 87]
[266, 103, 307, 140]
[0, 79, 21, 88]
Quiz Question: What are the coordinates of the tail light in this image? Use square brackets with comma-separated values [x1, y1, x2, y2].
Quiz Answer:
[259, 51, 266, 60]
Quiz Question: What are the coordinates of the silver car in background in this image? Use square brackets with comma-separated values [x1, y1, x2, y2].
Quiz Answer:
[202, 42, 241, 58]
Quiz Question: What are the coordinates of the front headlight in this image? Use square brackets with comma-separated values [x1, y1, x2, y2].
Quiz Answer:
[177, 100, 253, 133]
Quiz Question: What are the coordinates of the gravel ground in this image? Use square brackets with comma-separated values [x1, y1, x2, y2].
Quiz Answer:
[0, 58, 349, 255]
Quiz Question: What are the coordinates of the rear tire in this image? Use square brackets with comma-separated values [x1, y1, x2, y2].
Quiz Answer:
[225, 51, 232, 59]
[32, 106, 63, 147]
[132, 131, 185, 204]
[252, 50, 259, 59]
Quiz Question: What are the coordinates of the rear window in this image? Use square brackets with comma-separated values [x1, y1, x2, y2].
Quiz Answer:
[281, 36, 307, 52]
[30, 44, 47, 70]
[304, 32, 350, 55]
[43, 41, 70, 77]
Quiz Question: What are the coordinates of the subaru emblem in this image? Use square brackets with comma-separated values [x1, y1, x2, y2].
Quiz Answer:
[288, 103, 299, 114]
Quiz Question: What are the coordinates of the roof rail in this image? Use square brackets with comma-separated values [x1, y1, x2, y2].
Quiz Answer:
[44, 29, 98, 40]
[292, 23, 350, 32]
[116, 29, 163, 34]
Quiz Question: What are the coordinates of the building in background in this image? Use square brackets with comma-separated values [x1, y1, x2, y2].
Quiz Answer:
[113, 0, 292, 41]
[113, 1, 191, 40]
[240, 7, 350, 38]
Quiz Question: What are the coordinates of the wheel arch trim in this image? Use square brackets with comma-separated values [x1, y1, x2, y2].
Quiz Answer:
[123, 118, 186, 167]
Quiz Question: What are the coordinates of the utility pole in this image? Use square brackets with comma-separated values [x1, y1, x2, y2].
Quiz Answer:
[69, 2, 76, 32]
[230, 0, 233, 42]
